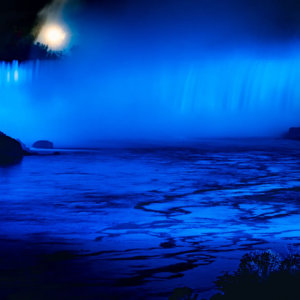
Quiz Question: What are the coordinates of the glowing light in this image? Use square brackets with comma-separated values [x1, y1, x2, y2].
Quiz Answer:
[46, 26, 66, 46]
[14, 71, 18, 82]
[37, 24, 69, 50]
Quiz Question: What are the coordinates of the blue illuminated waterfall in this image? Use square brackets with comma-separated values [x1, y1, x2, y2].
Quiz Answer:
[0, 57, 299, 147]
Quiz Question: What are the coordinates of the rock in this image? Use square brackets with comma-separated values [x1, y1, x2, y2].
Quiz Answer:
[283, 127, 300, 141]
[0, 132, 29, 163]
[16, 139, 34, 155]
[32, 140, 54, 149]
[159, 238, 176, 249]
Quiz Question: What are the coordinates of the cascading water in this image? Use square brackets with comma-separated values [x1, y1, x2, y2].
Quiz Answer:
[0, 56, 299, 147]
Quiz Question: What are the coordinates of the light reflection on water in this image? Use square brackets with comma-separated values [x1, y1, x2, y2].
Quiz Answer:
[1, 138, 300, 299]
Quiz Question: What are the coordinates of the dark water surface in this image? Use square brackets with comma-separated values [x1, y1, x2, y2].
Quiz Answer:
[1, 138, 300, 299]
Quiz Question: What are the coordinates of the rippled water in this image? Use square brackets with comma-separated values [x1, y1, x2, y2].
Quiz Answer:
[1, 138, 300, 299]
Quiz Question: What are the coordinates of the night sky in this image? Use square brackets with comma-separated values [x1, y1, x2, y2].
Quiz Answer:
[1, 0, 300, 61]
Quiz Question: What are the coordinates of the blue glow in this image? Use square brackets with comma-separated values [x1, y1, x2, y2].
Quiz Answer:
[0, 54, 299, 147]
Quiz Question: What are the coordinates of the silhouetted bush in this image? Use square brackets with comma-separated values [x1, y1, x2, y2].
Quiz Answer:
[30, 42, 64, 60]
[170, 250, 300, 300]
[211, 250, 300, 300]
[168, 287, 198, 300]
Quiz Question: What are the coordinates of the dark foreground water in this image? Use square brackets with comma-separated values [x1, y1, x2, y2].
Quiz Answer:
[1, 138, 300, 300]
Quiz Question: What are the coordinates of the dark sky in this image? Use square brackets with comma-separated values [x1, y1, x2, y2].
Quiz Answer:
[0, 0, 52, 27]
[71, 0, 300, 59]
[1, 0, 300, 60]
[73, 0, 300, 51]
[0, 0, 53, 60]
[2, 0, 300, 41]
[98, 0, 300, 39]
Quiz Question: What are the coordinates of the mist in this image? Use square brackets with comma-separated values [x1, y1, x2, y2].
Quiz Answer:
[1, 0, 300, 148]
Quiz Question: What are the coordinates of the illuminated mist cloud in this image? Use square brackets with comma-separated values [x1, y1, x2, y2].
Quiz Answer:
[35, 0, 71, 50]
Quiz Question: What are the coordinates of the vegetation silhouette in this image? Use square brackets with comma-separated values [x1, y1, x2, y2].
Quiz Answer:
[1, 28, 64, 62]
[170, 250, 300, 300]
[30, 42, 64, 60]
[168, 287, 198, 300]
[211, 250, 300, 300]
[0, 0, 54, 62]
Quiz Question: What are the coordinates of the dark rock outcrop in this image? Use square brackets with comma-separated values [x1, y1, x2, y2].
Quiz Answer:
[0, 132, 30, 163]
[283, 127, 300, 141]
[32, 140, 53, 149]
[16, 139, 34, 155]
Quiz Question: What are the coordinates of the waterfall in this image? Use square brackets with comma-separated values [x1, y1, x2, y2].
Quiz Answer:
[0, 57, 299, 146]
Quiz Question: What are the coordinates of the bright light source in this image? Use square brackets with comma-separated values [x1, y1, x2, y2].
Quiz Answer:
[46, 26, 66, 46]
[47, 27, 65, 43]
[37, 24, 69, 50]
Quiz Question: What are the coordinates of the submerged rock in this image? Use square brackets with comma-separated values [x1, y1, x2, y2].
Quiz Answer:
[160, 238, 176, 249]
[32, 140, 54, 149]
[283, 127, 300, 141]
[0, 132, 30, 163]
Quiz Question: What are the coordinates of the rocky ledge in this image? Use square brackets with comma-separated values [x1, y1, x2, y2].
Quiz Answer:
[0, 132, 60, 164]
[32, 140, 53, 149]
[0, 131, 31, 163]
[283, 127, 300, 141]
